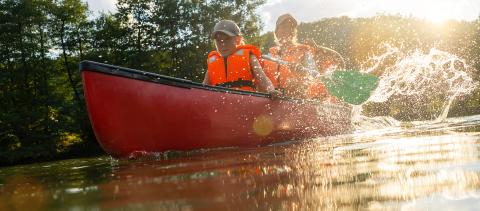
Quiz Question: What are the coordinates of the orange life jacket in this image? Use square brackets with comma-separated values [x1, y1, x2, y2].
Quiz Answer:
[207, 45, 262, 91]
[263, 43, 313, 89]
[263, 43, 335, 99]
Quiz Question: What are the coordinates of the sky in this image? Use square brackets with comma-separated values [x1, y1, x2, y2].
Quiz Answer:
[85, 0, 116, 14]
[86, 0, 480, 31]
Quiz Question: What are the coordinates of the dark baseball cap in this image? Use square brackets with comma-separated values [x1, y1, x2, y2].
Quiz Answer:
[276, 13, 298, 28]
[211, 20, 241, 38]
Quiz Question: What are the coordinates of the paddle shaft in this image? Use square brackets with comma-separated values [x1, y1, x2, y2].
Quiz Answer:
[261, 55, 320, 77]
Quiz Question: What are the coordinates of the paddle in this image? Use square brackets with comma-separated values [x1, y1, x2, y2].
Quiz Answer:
[322, 70, 380, 105]
[261, 55, 379, 105]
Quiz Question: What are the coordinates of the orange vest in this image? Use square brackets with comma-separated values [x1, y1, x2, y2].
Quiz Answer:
[207, 45, 262, 91]
[263, 43, 333, 99]
[263, 44, 313, 89]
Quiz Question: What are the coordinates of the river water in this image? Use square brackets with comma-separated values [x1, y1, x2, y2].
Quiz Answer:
[0, 114, 479, 210]
[1, 48, 479, 210]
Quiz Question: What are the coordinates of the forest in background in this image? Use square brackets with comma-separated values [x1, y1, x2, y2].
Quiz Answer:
[291, 16, 480, 120]
[1, 0, 479, 166]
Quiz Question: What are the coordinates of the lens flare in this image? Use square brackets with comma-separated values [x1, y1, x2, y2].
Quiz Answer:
[253, 115, 274, 136]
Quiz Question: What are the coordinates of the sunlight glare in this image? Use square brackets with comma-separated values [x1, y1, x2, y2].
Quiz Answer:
[421, 2, 452, 24]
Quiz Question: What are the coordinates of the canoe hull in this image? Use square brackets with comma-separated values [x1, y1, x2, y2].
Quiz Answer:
[81, 61, 352, 157]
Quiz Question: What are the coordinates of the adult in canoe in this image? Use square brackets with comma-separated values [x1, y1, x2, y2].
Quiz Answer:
[203, 20, 281, 97]
[263, 13, 345, 100]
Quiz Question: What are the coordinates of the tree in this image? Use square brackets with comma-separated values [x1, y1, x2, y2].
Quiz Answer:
[50, 0, 88, 107]
[0, 0, 59, 163]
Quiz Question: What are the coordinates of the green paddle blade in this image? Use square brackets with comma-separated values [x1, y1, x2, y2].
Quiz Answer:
[321, 70, 379, 105]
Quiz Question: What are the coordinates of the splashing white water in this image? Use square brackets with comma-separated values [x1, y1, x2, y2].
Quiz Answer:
[366, 46, 477, 103]
[362, 45, 478, 121]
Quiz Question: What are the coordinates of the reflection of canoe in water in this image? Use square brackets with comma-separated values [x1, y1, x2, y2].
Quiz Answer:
[80, 61, 353, 157]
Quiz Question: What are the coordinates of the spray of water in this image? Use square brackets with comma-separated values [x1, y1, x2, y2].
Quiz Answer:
[362, 44, 478, 122]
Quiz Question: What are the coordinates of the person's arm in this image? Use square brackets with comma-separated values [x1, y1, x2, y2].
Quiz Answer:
[317, 46, 345, 69]
[305, 39, 345, 69]
[202, 72, 209, 85]
[249, 54, 278, 95]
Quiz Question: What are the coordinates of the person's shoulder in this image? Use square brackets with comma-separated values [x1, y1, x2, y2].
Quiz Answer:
[207, 51, 220, 64]
[208, 51, 220, 58]
[237, 44, 260, 52]
[237, 44, 261, 58]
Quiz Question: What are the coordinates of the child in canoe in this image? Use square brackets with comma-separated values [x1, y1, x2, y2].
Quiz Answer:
[203, 20, 281, 97]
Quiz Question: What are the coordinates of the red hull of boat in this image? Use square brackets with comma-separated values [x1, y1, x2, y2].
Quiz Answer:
[80, 61, 351, 157]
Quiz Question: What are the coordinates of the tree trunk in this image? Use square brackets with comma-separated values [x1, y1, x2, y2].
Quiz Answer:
[170, 2, 179, 75]
[60, 20, 83, 109]
[77, 27, 83, 60]
[18, 22, 29, 90]
[39, 22, 50, 131]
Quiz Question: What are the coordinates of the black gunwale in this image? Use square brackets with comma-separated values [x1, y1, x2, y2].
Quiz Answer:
[79, 60, 270, 98]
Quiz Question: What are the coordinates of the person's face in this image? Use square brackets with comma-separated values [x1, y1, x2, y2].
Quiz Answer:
[275, 20, 296, 44]
[214, 32, 239, 57]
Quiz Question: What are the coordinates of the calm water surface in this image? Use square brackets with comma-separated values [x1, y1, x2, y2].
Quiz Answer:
[1, 115, 480, 210]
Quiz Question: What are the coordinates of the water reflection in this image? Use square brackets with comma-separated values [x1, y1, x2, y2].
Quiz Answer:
[0, 157, 113, 210]
[332, 133, 480, 210]
[0, 176, 48, 210]
[96, 130, 480, 209]
[0, 116, 479, 210]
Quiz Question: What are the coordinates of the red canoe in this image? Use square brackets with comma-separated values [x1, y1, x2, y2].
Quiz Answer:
[80, 61, 352, 157]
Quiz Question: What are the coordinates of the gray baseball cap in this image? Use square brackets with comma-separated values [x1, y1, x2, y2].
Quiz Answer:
[276, 13, 298, 28]
[211, 20, 241, 38]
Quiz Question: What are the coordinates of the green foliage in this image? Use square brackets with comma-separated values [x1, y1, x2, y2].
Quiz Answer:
[258, 32, 275, 54]
[0, 0, 266, 166]
[0, 0, 100, 166]
[86, 0, 266, 81]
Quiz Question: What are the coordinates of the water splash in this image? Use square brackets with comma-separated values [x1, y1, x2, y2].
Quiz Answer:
[363, 45, 478, 121]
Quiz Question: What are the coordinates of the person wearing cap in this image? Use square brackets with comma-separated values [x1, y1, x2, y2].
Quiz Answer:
[263, 14, 344, 99]
[203, 20, 280, 97]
